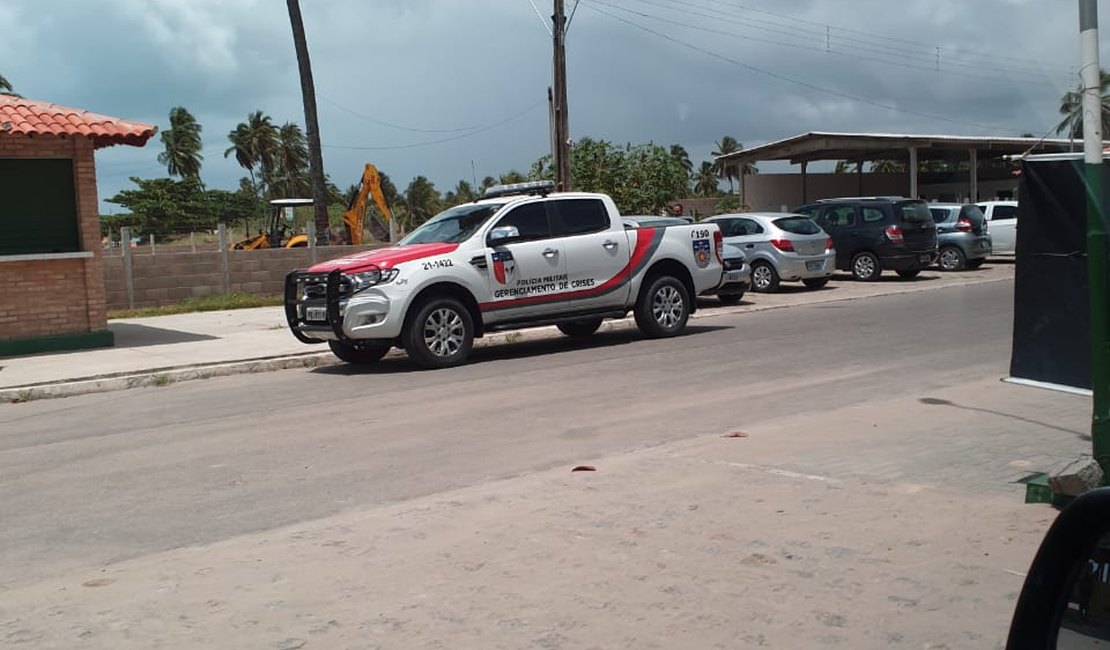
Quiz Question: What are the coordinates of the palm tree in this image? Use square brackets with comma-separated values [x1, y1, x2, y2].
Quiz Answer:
[157, 107, 203, 181]
[453, 180, 476, 203]
[669, 144, 693, 177]
[694, 161, 719, 197]
[225, 111, 279, 222]
[286, 0, 330, 244]
[499, 170, 527, 184]
[712, 136, 740, 193]
[870, 159, 906, 173]
[1055, 69, 1110, 139]
[834, 160, 861, 174]
[0, 73, 17, 97]
[403, 176, 441, 228]
[269, 122, 310, 198]
[480, 176, 497, 192]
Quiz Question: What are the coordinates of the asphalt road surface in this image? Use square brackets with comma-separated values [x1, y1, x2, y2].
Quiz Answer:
[1, 279, 1014, 590]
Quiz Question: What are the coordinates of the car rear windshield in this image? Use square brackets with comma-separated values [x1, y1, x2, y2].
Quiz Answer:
[898, 201, 933, 224]
[959, 205, 986, 221]
[773, 216, 822, 235]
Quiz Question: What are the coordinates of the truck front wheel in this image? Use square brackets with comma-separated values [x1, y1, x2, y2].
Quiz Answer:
[635, 275, 690, 338]
[328, 340, 391, 364]
[403, 296, 474, 369]
[557, 318, 603, 337]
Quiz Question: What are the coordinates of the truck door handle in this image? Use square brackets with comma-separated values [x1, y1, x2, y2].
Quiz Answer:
[745, 244, 755, 249]
[602, 240, 618, 250]
[542, 248, 559, 258]
[469, 254, 487, 269]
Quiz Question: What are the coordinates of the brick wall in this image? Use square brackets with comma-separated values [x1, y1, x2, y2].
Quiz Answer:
[0, 258, 92, 338]
[0, 135, 108, 340]
[103, 244, 386, 310]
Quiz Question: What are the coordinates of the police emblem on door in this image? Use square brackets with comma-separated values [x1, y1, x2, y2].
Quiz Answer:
[492, 250, 516, 285]
[692, 239, 711, 269]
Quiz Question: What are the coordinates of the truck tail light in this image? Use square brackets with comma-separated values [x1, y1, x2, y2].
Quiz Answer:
[956, 217, 973, 232]
[884, 225, 904, 244]
[713, 230, 724, 264]
[825, 237, 834, 251]
[770, 238, 795, 252]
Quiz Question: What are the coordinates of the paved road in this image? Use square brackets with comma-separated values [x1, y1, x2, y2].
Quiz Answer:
[0, 279, 1027, 591]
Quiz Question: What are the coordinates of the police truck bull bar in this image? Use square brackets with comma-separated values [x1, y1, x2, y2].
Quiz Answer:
[284, 267, 370, 344]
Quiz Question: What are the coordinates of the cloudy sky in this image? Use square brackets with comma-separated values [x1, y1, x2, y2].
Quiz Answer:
[0, 0, 1098, 211]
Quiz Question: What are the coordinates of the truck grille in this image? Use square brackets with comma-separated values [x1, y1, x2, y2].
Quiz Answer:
[295, 273, 352, 301]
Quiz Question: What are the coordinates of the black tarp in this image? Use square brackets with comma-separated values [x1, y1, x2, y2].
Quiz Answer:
[1010, 156, 1106, 390]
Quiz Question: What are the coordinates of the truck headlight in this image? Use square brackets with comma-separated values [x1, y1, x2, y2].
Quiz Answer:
[344, 268, 399, 294]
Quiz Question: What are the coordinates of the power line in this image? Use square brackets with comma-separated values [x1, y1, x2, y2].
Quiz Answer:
[582, 2, 1024, 134]
[526, 0, 554, 36]
[607, 0, 1072, 82]
[699, 0, 1076, 74]
[320, 95, 507, 134]
[322, 99, 546, 151]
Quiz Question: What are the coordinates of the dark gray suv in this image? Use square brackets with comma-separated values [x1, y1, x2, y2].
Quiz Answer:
[794, 197, 938, 281]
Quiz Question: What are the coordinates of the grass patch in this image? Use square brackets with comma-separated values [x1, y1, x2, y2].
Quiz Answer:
[109, 293, 283, 320]
[151, 373, 174, 387]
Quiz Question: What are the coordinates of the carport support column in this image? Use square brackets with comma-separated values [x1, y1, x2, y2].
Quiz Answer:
[968, 149, 979, 202]
[800, 161, 808, 204]
[908, 147, 919, 199]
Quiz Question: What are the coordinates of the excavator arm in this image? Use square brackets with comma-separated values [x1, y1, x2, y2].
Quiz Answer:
[343, 163, 393, 245]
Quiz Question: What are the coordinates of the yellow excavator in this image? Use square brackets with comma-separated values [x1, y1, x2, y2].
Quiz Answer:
[233, 198, 312, 250]
[343, 163, 392, 245]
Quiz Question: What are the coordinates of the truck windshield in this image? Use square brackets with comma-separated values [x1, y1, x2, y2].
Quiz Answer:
[399, 203, 506, 245]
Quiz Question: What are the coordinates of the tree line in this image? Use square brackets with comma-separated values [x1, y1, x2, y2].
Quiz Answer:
[103, 104, 762, 239]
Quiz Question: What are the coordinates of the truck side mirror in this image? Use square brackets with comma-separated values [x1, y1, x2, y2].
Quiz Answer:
[488, 225, 520, 246]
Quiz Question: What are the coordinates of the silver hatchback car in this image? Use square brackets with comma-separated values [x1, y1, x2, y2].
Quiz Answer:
[702, 213, 835, 292]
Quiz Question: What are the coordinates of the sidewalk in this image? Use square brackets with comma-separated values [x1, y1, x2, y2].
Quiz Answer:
[0, 264, 1014, 402]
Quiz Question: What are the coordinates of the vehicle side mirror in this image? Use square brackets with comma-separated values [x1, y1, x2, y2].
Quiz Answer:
[1006, 487, 1110, 649]
[489, 225, 520, 246]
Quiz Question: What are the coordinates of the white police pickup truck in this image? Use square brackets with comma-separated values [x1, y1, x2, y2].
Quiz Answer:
[285, 181, 734, 369]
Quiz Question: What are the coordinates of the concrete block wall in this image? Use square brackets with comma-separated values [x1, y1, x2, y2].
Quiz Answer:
[103, 244, 384, 310]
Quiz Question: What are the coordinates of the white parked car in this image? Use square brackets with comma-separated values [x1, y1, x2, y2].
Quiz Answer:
[700, 213, 836, 292]
[976, 200, 1018, 256]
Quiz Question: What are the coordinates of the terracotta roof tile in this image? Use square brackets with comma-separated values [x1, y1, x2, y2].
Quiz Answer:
[0, 95, 155, 149]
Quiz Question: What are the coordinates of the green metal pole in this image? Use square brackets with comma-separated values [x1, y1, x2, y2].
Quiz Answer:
[1086, 164, 1110, 478]
[1079, 0, 1110, 479]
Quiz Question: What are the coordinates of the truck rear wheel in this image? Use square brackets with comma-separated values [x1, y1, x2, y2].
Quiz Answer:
[403, 296, 474, 369]
[635, 275, 690, 338]
[328, 340, 390, 364]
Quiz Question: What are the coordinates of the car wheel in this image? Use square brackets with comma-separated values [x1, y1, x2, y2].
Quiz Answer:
[402, 296, 474, 369]
[966, 258, 986, 269]
[750, 261, 781, 292]
[634, 275, 690, 338]
[896, 269, 921, 279]
[850, 252, 882, 281]
[557, 318, 603, 337]
[938, 245, 966, 271]
[802, 277, 829, 289]
[717, 292, 745, 305]
[327, 340, 390, 364]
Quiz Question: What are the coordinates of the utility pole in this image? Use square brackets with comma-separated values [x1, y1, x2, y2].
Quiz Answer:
[553, 0, 572, 191]
[1079, 0, 1110, 480]
[287, 0, 330, 246]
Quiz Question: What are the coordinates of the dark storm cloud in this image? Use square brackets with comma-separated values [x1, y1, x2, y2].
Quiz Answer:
[0, 0, 1097, 207]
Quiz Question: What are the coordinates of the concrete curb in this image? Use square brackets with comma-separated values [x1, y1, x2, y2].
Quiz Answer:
[0, 273, 1010, 404]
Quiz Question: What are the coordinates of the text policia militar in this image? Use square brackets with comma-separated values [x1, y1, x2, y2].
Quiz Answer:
[493, 273, 599, 299]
